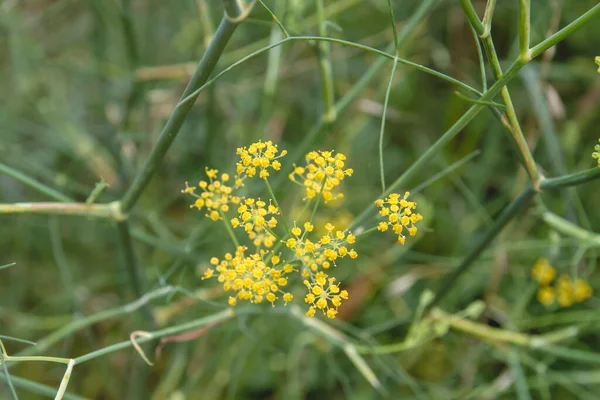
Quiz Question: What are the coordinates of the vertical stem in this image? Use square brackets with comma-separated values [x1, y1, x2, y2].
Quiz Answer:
[482, 36, 540, 188]
[518, 0, 531, 60]
[378, 58, 398, 193]
[121, 9, 242, 213]
[315, 0, 336, 122]
[519, 0, 531, 62]
[116, 221, 144, 299]
[428, 187, 536, 309]
[265, 178, 291, 235]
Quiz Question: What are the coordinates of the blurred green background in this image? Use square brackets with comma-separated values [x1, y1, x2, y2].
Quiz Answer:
[1, 0, 600, 399]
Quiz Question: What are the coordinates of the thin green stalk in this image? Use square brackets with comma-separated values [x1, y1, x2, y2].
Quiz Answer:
[258, 0, 289, 37]
[315, 0, 336, 122]
[379, 58, 398, 193]
[0, 201, 125, 220]
[428, 187, 536, 309]
[16, 286, 175, 357]
[386, 0, 400, 55]
[0, 374, 86, 400]
[0, 162, 72, 202]
[180, 35, 482, 108]
[530, 3, 600, 59]
[540, 211, 600, 245]
[116, 221, 145, 299]
[265, 178, 291, 235]
[0, 263, 16, 271]
[1, 350, 18, 400]
[120, 6, 244, 213]
[518, 0, 531, 60]
[73, 308, 255, 365]
[458, 0, 541, 189]
[350, 58, 526, 230]
[471, 26, 487, 91]
[540, 167, 600, 190]
[219, 210, 241, 247]
[459, 0, 484, 35]
[481, 0, 497, 38]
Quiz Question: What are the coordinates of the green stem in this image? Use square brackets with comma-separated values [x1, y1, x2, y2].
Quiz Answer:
[0, 201, 125, 220]
[180, 35, 482, 108]
[481, 0, 497, 37]
[0, 373, 86, 400]
[459, 0, 484, 35]
[518, 0, 531, 60]
[428, 187, 536, 309]
[386, 0, 400, 55]
[458, 0, 540, 188]
[116, 221, 145, 300]
[350, 58, 526, 230]
[530, 3, 600, 59]
[73, 308, 257, 365]
[315, 0, 336, 122]
[219, 210, 240, 247]
[541, 211, 600, 245]
[379, 58, 398, 193]
[264, 178, 291, 235]
[120, 6, 244, 213]
[540, 167, 600, 190]
[0, 162, 72, 202]
[16, 286, 176, 357]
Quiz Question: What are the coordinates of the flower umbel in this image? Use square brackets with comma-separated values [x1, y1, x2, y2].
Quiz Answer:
[592, 139, 600, 167]
[531, 259, 594, 307]
[231, 197, 279, 235]
[289, 150, 353, 202]
[183, 168, 241, 221]
[204, 246, 294, 306]
[375, 192, 423, 244]
[304, 272, 349, 319]
[235, 140, 286, 185]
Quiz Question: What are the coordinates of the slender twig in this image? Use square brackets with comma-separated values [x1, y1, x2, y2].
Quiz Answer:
[378, 58, 397, 193]
[428, 188, 536, 309]
[540, 211, 600, 245]
[120, 5, 245, 213]
[0, 201, 125, 220]
[315, 0, 336, 122]
[16, 286, 176, 357]
[0, 162, 73, 202]
[518, 0, 532, 60]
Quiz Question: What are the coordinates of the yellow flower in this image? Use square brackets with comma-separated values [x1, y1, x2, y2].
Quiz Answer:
[573, 279, 593, 302]
[232, 197, 279, 236]
[537, 286, 555, 306]
[235, 140, 287, 185]
[593, 139, 600, 167]
[531, 258, 556, 285]
[302, 272, 348, 319]
[289, 150, 353, 202]
[208, 247, 292, 306]
[182, 168, 241, 221]
[375, 192, 423, 245]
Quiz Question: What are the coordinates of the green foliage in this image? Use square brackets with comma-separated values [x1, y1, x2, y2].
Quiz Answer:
[1, 0, 600, 399]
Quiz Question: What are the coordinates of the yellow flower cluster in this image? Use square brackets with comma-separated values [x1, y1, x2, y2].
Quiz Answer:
[375, 192, 423, 244]
[235, 140, 286, 185]
[289, 150, 354, 202]
[231, 198, 279, 235]
[203, 246, 294, 306]
[304, 272, 349, 319]
[187, 141, 426, 319]
[592, 139, 600, 167]
[182, 168, 241, 221]
[285, 222, 358, 269]
[532, 258, 593, 307]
